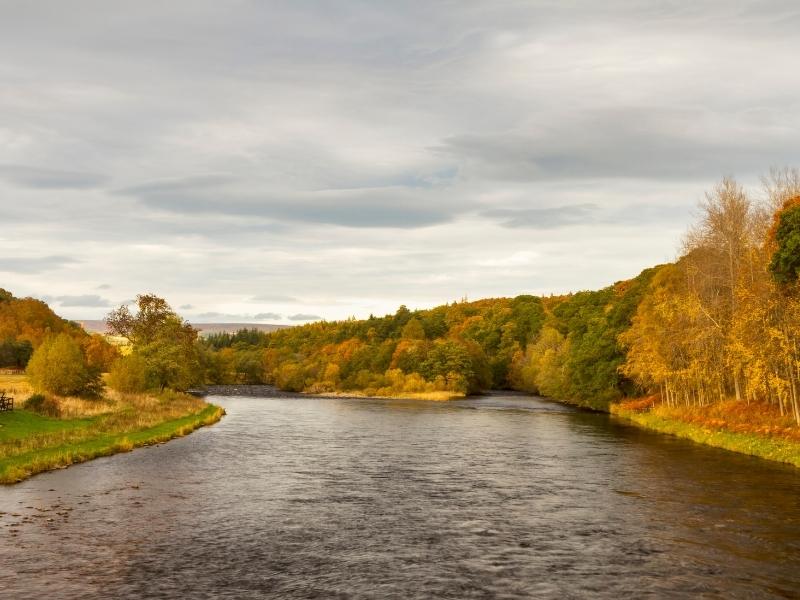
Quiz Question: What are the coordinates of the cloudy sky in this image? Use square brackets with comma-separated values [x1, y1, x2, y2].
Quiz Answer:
[1, 1, 799, 323]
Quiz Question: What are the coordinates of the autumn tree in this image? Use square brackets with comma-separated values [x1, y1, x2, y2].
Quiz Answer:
[106, 295, 202, 392]
[27, 333, 101, 396]
[769, 200, 800, 286]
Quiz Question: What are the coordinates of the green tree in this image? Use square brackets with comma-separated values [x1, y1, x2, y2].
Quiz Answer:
[26, 333, 101, 396]
[106, 295, 202, 392]
[401, 318, 426, 340]
[769, 203, 800, 286]
[107, 354, 149, 393]
[0, 338, 33, 368]
[421, 340, 475, 391]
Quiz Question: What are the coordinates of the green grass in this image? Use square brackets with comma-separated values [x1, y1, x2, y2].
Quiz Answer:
[0, 401, 224, 484]
[612, 406, 800, 467]
[0, 410, 96, 443]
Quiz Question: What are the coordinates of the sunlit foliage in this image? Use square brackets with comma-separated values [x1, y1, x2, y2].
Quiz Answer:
[107, 295, 202, 392]
[26, 333, 102, 396]
[622, 173, 800, 424]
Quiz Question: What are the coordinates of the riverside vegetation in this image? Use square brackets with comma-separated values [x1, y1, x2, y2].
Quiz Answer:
[0, 292, 223, 484]
[2, 170, 800, 473]
[197, 170, 800, 465]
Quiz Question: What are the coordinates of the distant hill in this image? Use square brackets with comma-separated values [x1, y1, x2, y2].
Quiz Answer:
[192, 323, 289, 336]
[0, 287, 94, 369]
[79, 320, 288, 336]
[0, 288, 85, 347]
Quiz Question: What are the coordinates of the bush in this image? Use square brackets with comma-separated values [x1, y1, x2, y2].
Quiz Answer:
[26, 333, 102, 396]
[107, 354, 149, 393]
[24, 393, 61, 417]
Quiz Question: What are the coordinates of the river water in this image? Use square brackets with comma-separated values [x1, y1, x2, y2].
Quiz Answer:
[1, 391, 799, 599]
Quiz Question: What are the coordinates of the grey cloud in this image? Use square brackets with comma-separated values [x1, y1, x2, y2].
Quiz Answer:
[249, 294, 297, 303]
[196, 312, 224, 319]
[96, 283, 112, 290]
[3, 1, 800, 321]
[253, 312, 282, 320]
[485, 201, 693, 229]
[438, 107, 800, 181]
[119, 175, 235, 197]
[0, 255, 79, 273]
[484, 204, 600, 229]
[195, 311, 282, 321]
[117, 177, 463, 229]
[0, 164, 107, 189]
[179, 304, 194, 310]
[288, 313, 321, 321]
[55, 294, 112, 307]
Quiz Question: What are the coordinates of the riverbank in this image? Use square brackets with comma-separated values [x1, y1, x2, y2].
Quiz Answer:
[0, 382, 224, 484]
[611, 398, 800, 467]
[205, 384, 463, 401]
[312, 390, 463, 401]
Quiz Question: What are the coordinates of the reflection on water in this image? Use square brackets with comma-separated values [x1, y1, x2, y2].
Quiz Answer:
[2, 391, 800, 599]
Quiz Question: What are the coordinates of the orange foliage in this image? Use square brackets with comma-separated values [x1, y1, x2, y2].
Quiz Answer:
[767, 194, 800, 248]
[653, 399, 800, 443]
[617, 395, 658, 412]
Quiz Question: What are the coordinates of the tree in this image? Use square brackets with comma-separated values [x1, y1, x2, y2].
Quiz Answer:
[421, 340, 475, 392]
[107, 294, 187, 345]
[106, 295, 202, 392]
[26, 333, 101, 396]
[83, 334, 119, 372]
[682, 177, 761, 401]
[769, 202, 800, 286]
[107, 354, 149, 393]
[0, 338, 33, 368]
[401, 318, 426, 340]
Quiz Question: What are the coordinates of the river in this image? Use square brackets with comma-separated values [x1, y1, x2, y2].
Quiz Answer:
[1, 390, 799, 599]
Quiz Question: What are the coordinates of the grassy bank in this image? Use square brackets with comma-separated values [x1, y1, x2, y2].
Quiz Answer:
[0, 375, 224, 484]
[611, 398, 800, 467]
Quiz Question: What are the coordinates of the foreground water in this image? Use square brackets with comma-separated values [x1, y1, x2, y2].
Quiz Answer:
[1, 391, 799, 599]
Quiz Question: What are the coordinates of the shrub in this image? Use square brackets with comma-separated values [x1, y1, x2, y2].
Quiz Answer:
[26, 333, 102, 396]
[107, 354, 150, 393]
[24, 393, 61, 417]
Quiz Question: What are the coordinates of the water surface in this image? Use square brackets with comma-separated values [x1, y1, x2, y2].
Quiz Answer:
[1, 391, 799, 598]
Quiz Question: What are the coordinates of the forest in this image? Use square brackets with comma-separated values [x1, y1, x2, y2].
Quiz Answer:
[3, 170, 800, 427]
[197, 169, 800, 423]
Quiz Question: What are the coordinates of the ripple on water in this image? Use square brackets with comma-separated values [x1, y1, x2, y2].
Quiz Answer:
[1, 391, 800, 599]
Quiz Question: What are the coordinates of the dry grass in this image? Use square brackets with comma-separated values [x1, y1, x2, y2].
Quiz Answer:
[51, 395, 117, 418]
[0, 373, 33, 402]
[313, 390, 464, 401]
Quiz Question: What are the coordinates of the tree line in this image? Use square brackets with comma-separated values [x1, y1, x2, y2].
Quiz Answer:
[0, 289, 117, 395]
[621, 170, 800, 423]
[192, 169, 800, 420]
[6, 169, 800, 424]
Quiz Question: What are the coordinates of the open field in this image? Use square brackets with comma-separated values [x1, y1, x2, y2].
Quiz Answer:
[0, 373, 33, 403]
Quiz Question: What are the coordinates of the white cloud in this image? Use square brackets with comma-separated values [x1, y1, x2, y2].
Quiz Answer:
[1, 1, 798, 320]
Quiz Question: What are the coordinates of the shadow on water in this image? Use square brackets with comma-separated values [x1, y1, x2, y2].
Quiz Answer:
[1, 389, 799, 599]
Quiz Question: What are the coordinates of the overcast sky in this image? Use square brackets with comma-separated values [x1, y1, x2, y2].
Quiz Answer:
[1, 1, 799, 323]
